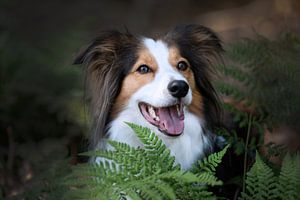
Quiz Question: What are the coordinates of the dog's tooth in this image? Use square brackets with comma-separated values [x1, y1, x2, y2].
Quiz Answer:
[176, 104, 180, 117]
[148, 106, 156, 118]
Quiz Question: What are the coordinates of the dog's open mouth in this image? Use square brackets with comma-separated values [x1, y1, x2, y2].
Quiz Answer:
[138, 102, 184, 136]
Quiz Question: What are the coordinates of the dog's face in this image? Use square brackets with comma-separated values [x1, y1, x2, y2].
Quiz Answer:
[74, 25, 222, 147]
[114, 39, 198, 136]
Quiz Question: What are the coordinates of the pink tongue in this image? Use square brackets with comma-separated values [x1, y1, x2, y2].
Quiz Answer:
[158, 106, 184, 136]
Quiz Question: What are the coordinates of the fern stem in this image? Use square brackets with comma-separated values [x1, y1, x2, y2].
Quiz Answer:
[242, 113, 253, 193]
[233, 187, 241, 200]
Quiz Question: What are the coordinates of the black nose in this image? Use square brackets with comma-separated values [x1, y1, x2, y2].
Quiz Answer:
[168, 80, 189, 98]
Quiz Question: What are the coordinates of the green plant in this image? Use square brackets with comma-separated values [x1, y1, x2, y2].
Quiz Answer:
[0, 24, 88, 198]
[216, 33, 300, 129]
[215, 35, 300, 170]
[214, 34, 300, 199]
[240, 152, 300, 200]
[193, 145, 229, 175]
[64, 123, 229, 200]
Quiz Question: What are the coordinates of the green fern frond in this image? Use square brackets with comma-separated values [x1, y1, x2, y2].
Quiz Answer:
[277, 153, 300, 200]
[216, 82, 248, 102]
[217, 35, 300, 126]
[239, 152, 300, 200]
[195, 144, 229, 174]
[216, 64, 250, 83]
[239, 152, 277, 200]
[152, 181, 176, 200]
[125, 122, 177, 171]
[64, 123, 227, 200]
[174, 182, 215, 200]
[197, 172, 223, 186]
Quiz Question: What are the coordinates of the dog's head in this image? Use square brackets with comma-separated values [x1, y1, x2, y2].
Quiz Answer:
[74, 25, 223, 148]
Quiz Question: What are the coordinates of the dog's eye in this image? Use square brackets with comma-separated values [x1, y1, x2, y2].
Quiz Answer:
[137, 65, 152, 74]
[177, 61, 188, 71]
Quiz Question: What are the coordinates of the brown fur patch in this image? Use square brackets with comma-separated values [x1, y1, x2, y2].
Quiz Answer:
[168, 46, 204, 118]
[189, 90, 204, 118]
[111, 48, 158, 117]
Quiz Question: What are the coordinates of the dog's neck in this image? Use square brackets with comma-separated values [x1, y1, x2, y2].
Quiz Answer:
[103, 107, 211, 170]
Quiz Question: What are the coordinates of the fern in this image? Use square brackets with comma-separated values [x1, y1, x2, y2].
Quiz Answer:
[194, 144, 229, 174]
[239, 152, 300, 200]
[64, 123, 228, 200]
[216, 34, 300, 127]
[239, 153, 277, 200]
[277, 153, 300, 200]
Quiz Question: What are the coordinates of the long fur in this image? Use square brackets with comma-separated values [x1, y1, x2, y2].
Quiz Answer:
[74, 24, 223, 169]
[74, 31, 140, 148]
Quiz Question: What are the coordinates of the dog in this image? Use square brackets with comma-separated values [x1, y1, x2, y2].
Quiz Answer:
[74, 24, 223, 170]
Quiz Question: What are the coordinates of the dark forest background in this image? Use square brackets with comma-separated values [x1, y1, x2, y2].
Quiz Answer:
[0, 0, 299, 199]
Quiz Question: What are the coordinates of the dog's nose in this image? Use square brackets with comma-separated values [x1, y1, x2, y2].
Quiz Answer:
[168, 80, 189, 98]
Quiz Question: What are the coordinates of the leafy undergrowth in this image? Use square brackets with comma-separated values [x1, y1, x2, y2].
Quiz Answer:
[63, 123, 300, 200]
[64, 123, 228, 200]
[240, 153, 300, 200]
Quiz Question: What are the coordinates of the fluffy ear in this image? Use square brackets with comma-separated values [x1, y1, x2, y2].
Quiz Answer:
[164, 24, 223, 129]
[73, 31, 139, 66]
[74, 31, 139, 148]
[164, 24, 223, 65]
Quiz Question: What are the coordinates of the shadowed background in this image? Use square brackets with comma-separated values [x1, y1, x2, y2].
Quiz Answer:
[0, 0, 299, 199]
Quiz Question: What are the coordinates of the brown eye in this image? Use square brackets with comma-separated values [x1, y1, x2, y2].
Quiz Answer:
[137, 65, 152, 74]
[177, 61, 188, 71]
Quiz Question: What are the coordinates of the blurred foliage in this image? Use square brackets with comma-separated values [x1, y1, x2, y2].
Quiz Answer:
[0, 7, 89, 197]
[11, 140, 71, 200]
[0, 31, 86, 141]
[214, 34, 300, 199]
[216, 33, 300, 128]
[215, 33, 300, 163]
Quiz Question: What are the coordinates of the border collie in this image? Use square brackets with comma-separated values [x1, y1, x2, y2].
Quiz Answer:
[74, 24, 223, 170]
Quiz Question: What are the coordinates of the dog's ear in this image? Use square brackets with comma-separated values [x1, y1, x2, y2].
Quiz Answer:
[164, 24, 223, 65]
[73, 31, 138, 66]
[74, 31, 139, 148]
[165, 24, 223, 130]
